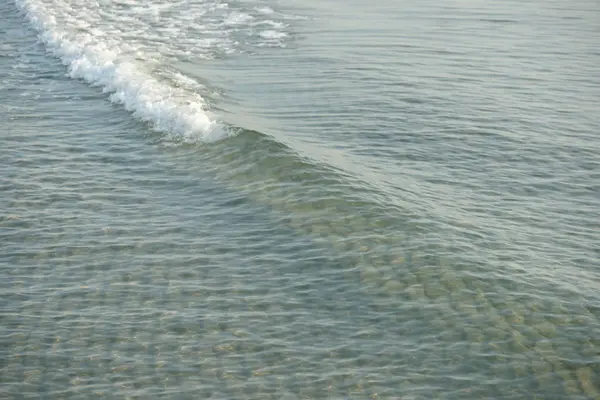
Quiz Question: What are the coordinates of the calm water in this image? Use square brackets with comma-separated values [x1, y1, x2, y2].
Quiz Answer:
[2, 0, 599, 398]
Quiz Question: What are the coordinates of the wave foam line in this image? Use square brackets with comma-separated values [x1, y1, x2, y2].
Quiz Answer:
[16, 0, 229, 142]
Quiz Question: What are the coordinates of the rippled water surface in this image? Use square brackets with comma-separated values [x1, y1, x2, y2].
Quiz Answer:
[2, 0, 600, 398]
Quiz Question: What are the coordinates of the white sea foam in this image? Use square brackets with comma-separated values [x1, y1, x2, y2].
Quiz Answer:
[15, 0, 300, 141]
[259, 30, 287, 40]
[255, 6, 274, 15]
[224, 12, 254, 26]
[16, 0, 229, 142]
[253, 20, 288, 29]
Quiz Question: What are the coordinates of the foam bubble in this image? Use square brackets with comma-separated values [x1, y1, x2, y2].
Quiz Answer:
[16, 0, 228, 142]
[15, 0, 301, 140]
[253, 20, 287, 29]
[224, 12, 254, 26]
[255, 6, 274, 15]
[259, 30, 287, 40]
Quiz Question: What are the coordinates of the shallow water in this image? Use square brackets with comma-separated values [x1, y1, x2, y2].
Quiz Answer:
[2, 0, 600, 398]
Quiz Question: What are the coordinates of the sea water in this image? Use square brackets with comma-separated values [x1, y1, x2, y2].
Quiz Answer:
[2, 0, 599, 398]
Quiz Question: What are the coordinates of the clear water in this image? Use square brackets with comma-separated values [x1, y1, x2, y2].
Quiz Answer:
[2, 0, 599, 398]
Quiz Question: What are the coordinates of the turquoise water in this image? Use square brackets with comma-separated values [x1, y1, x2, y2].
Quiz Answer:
[2, 0, 599, 398]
